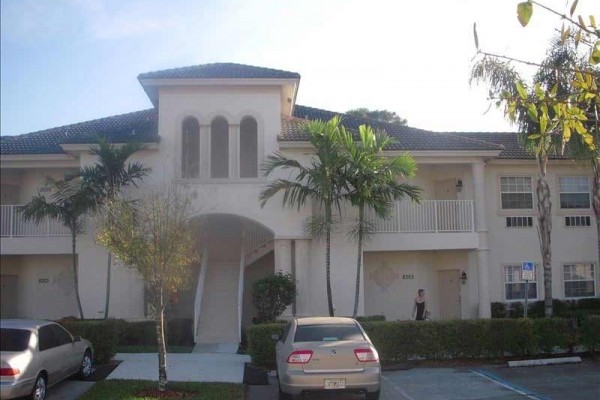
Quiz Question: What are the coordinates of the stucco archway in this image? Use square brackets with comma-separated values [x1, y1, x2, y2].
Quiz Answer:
[171, 213, 274, 350]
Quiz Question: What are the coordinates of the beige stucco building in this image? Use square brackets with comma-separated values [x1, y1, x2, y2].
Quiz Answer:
[1, 63, 597, 348]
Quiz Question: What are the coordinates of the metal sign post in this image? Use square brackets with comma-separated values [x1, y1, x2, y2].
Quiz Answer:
[522, 261, 535, 318]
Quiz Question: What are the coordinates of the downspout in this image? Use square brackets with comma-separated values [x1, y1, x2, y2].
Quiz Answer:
[193, 244, 208, 343]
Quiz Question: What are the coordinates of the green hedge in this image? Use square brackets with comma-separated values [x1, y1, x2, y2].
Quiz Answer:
[246, 323, 285, 369]
[581, 315, 600, 352]
[59, 318, 193, 363]
[246, 317, 596, 368]
[60, 319, 120, 364]
[492, 298, 600, 319]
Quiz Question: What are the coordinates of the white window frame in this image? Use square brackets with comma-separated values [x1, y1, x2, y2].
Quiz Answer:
[500, 176, 534, 210]
[503, 264, 539, 302]
[563, 263, 596, 299]
[558, 176, 591, 210]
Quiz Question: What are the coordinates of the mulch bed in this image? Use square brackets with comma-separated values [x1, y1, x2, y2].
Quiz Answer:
[135, 389, 199, 398]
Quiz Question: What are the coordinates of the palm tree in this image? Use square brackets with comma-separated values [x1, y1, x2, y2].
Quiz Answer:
[79, 138, 150, 319]
[470, 35, 589, 316]
[340, 125, 421, 317]
[22, 178, 97, 319]
[260, 117, 347, 316]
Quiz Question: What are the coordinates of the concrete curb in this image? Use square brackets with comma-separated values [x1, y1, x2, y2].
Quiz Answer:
[507, 356, 581, 367]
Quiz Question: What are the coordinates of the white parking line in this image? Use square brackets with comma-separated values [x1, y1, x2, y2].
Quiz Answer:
[381, 375, 417, 400]
[470, 369, 547, 400]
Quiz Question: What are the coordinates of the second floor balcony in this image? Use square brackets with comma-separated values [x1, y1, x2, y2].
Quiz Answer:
[1, 205, 71, 255]
[365, 200, 478, 251]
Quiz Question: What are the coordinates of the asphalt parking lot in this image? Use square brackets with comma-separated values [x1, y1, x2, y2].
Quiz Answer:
[249, 360, 600, 400]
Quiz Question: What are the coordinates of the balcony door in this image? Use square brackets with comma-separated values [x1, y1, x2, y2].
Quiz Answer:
[434, 179, 457, 200]
[439, 270, 461, 320]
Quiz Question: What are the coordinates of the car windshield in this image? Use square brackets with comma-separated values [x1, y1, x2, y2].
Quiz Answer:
[294, 324, 364, 342]
[0, 328, 32, 352]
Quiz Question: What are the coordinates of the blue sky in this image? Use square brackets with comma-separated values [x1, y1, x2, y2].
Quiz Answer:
[1, 0, 596, 136]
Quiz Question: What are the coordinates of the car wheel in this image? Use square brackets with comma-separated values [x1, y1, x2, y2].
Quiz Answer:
[78, 350, 93, 379]
[278, 382, 292, 400]
[30, 374, 47, 400]
[366, 389, 381, 400]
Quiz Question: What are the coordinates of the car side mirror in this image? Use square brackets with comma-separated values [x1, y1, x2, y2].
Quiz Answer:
[73, 336, 81, 342]
[270, 333, 280, 342]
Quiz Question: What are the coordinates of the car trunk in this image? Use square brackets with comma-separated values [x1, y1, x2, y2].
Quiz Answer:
[295, 340, 366, 373]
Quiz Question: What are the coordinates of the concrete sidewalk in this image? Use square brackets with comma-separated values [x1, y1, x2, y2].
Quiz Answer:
[107, 353, 251, 383]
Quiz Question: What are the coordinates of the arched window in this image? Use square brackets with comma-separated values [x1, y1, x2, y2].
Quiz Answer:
[211, 117, 229, 178]
[239, 116, 258, 178]
[181, 117, 200, 178]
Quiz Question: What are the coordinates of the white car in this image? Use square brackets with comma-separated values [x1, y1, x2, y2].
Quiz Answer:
[274, 317, 381, 399]
[0, 319, 93, 400]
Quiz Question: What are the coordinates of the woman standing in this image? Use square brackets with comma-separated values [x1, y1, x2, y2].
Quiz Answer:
[413, 289, 427, 320]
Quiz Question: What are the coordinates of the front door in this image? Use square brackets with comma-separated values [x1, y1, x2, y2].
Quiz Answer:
[439, 270, 461, 320]
[0, 275, 18, 318]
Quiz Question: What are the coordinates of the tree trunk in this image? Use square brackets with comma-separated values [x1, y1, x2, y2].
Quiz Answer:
[325, 205, 334, 317]
[156, 286, 168, 391]
[71, 230, 85, 319]
[591, 158, 600, 268]
[536, 156, 553, 317]
[352, 205, 364, 318]
[103, 253, 112, 319]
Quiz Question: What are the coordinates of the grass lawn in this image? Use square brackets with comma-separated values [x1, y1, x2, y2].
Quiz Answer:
[116, 345, 194, 353]
[80, 380, 243, 400]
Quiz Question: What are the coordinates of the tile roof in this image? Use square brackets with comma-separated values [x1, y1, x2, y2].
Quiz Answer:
[138, 62, 301, 80]
[452, 132, 568, 159]
[0, 109, 158, 155]
[284, 105, 504, 152]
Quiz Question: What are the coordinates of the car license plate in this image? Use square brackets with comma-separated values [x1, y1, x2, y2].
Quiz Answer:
[324, 378, 346, 389]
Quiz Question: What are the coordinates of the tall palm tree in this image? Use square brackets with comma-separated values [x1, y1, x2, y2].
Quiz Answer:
[80, 138, 150, 319]
[340, 125, 421, 317]
[22, 178, 97, 319]
[260, 117, 347, 316]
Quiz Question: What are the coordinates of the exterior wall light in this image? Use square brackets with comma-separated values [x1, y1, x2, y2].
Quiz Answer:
[456, 179, 463, 193]
[460, 271, 467, 285]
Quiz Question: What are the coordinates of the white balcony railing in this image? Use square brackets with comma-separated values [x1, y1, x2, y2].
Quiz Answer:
[0, 205, 70, 237]
[368, 200, 475, 233]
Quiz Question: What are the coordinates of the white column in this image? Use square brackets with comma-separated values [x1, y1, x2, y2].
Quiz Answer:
[199, 125, 210, 180]
[274, 239, 293, 317]
[472, 161, 491, 318]
[230, 124, 239, 179]
[294, 239, 311, 317]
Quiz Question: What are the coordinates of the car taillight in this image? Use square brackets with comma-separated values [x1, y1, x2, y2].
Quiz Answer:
[287, 350, 313, 364]
[0, 368, 20, 376]
[354, 348, 378, 362]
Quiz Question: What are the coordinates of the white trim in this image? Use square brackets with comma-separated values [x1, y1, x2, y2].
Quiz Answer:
[562, 262, 596, 299]
[498, 175, 535, 213]
[557, 175, 592, 212]
[502, 263, 539, 302]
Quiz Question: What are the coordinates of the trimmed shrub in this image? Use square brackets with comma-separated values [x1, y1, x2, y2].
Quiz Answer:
[252, 273, 296, 323]
[487, 318, 535, 357]
[167, 318, 194, 345]
[493, 299, 600, 319]
[60, 319, 120, 364]
[491, 302, 506, 318]
[581, 315, 600, 352]
[246, 323, 285, 368]
[356, 315, 386, 322]
[533, 318, 573, 353]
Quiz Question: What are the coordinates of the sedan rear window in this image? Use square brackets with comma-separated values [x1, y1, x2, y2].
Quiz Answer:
[0, 329, 31, 352]
[294, 324, 365, 342]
